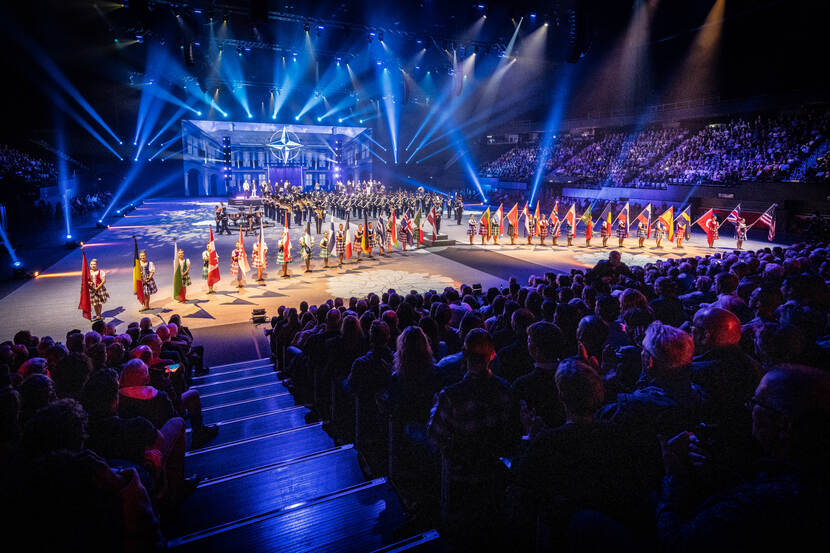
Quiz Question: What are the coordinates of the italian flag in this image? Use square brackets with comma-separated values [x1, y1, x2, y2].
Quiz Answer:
[172, 240, 185, 302]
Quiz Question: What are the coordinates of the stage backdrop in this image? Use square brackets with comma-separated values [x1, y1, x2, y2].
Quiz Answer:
[267, 166, 303, 189]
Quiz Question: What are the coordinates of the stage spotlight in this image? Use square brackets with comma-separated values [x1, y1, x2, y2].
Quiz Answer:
[368, 32, 375, 42]
[12, 262, 27, 280]
[294, 115, 300, 121]
[359, 119, 364, 123]
[247, 113, 253, 118]
[304, 22, 310, 32]
[317, 117, 322, 122]
[196, 111, 202, 116]
[379, 31, 384, 42]
[272, 114, 276, 120]
[338, 118, 343, 123]
[96, 219, 106, 229]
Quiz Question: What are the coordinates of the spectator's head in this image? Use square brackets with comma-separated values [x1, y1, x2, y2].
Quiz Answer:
[595, 294, 620, 323]
[459, 311, 484, 342]
[695, 275, 712, 293]
[0, 388, 21, 446]
[139, 317, 152, 331]
[86, 342, 106, 370]
[620, 288, 649, 313]
[21, 398, 87, 458]
[555, 358, 605, 419]
[463, 328, 495, 374]
[120, 359, 150, 388]
[510, 308, 535, 337]
[368, 320, 391, 350]
[715, 272, 739, 296]
[750, 365, 830, 470]
[66, 332, 84, 354]
[139, 334, 162, 357]
[81, 368, 119, 418]
[156, 324, 170, 342]
[340, 314, 362, 341]
[91, 319, 105, 335]
[13, 330, 36, 348]
[51, 352, 92, 400]
[131, 345, 152, 365]
[608, 251, 622, 267]
[692, 307, 741, 351]
[654, 277, 678, 299]
[84, 331, 102, 351]
[641, 322, 695, 381]
[105, 342, 125, 368]
[749, 285, 784, 319]
[754, 323, 806, 369]
[393, 326, 433, 380]
[527, 322, 564, 364]
[17, 374, 56, 424]
[577, 315, 609, 360]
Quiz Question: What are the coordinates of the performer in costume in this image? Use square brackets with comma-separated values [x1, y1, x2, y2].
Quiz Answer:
[230, 241, 245, 288]
[654, 222, 665, 249]
[617, 219, 628, 248]
[88, 258, 109, 320]
[675, 222, 685, 249]
[539, 216, 548, 245]
[600, 218, 610, 248]
[374, 222, 384, 255]
[386, 218, 394, 252]
[138, 250, 156, 312]
[336, 224, 346, 266]
[527, 217, 535, 245]
[507, 216, 517, 245]
[201, 246, 217, 293]
[366, 224, 374, 258]
[279, 230, 292, 277]
[736, 217, 747, 250]
[176, 249, 191, 302]
[637, 222, 648, 248]
[491, 213, 500, 245]
[320, 231, 331, 268]
[252, 237, 268, 282]
[479, 215, 489, 245]
[354, 224, 364, 262]
[551, 215, 560, 246]
[707, 214, 719, 248]
[584, 218, 593, 247]
[300, 229, 314, 272]
[401, 218, 410, 252]
[467, 215, 477, 245]
[565, 219, 573, 247]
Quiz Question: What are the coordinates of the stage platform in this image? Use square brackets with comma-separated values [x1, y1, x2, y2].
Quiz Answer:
[0, 198, 782, 342]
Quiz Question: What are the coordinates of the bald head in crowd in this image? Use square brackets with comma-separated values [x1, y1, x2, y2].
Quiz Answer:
[692, 307, 742, 350]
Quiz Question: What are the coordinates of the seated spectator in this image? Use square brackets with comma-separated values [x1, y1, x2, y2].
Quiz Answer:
[50, 351, 92, 400]
[118, 359, 177, 430]
[491, 308, 535, 383]
[512, 322, 567, 430]
[436, 311, 485, 386]
[650, 277, 688, 327]
[17, 373, 55, 425]
[657, 365, 830, 553]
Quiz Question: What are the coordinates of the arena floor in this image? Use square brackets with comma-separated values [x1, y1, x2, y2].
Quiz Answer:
[0, 198, 781, 344]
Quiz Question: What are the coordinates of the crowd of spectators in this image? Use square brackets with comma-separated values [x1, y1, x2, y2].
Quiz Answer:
[0, 144, 58, 185]
[0, 315, 215, 552]
[806, 150, 830, 183]
[480, 107, 830, 187]
[271, 240, 830, 551]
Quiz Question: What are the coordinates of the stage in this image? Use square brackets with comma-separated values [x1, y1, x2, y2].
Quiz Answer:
[0, 198, 782, 341]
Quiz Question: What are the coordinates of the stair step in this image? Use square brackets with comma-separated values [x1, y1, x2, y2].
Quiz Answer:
[193, 365, 275, 387]
[187, 406, 311, 450]
[200, 382, 289, 409]
[370, 530, 445, 553]
[170, 445, 363, 539]
[185, 423, 334, 480]
[207, 358, 272, 375]
[168, 478, 405, 553]
[194, 371, 280, 395]
[202, 393, 298, 425]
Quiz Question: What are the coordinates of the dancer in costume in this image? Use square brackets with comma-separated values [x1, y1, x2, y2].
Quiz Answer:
[479, 215, 489, 245]
[736, 217, 747, 250]
[230, 241, 246, 288]
[139, 250, 156, 311]
[320, 231, 331, 268]
[707, 214, 719, 248]
[617, 220, 628, 248]
[278, 230, 292, 277]
[175, 249, 191, 302]
[467, 215, 476, 245]
[300, 229, 314, 272]
[336, 224, 346, 266]
[539, 216, 548, 245]
[88, 258, 109, 320]
[252, 237, 268, 282]
[354, 224, 364, 262]
[654, 222, 665, 248]
[637, 222, 648, 248]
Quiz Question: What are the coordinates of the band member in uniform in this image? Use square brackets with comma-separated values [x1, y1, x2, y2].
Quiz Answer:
[617, 219, 628, 248]
[138, 250, 157, 311]
[88, 258, 109, 320]
[637, 222, 648, 248]
[736, 217, 747, 250]
[654, 221, 665, 248]
[176, 249, 191, 302]
[479, 214, 489, 245]
[468, 215, 477, 245]
[314, 206, 324, 234]
[300, 229, 314, 272]
[230, 241, 245, 288]
[539, 215, 548, 245]
[218, 203, 231, 235]
[354, 224, 364, 262]
[252, 237, 268, 282]
[320, 231, 331, 268]
[707, 214, 719, 248]
[336, 224, 346, 266]
[279, 230, 292, 277]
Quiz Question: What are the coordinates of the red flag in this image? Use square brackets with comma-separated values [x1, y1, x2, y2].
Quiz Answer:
[496, 203, 504, 236]
[427, 207, 437, 241]
[207, 228, 221, 287]
[533, 203, 541, 236]
[79, 250, 91, 320]
[564, 203, 577, 231]
[694, 208, 715, 243]
[634, 203, 652, 238]
[132, 237, 145, 306]
[506, 203, 518, 236]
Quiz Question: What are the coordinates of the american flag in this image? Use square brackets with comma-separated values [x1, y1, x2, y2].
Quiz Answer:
[758, 204, 776, 241]
[726, 203, 742, 224]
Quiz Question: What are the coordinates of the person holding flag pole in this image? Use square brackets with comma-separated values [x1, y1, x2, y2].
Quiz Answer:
[173, 245, 191, 303]
[204, 228, 221, 293]
[693, 208, 718, 248]
[300, 220, 314, 273]
[550, 202, 561, 246]
[522, 203, 533, 245]
[564, 203, 577, 247]
[654, 206, 675, 249]
[617, 201, 630, 248]
[753, 203, 777, 242]
[374, 217, 385, 254]
[479, 207, 491, 245]
[251, 217, 268, 283]
[88, 255, 109, 320]
[674, 206, 692, 249]
[539, 211, 549, 245]
[581, 203, 594, 247]
[492, 204, 502, 245]
[279, 226, 293, 277]
[320, 230, 331, 268]
[336, 222, 346, 266]
[230, 227, 249, 288]
[467, 214, 477, 245]
[78, 248, 92, 321]
[413, 208, 424, 248]
[506, 203, 518, 245]
[596, 203, 612, 248]
[137, 247, 156, 311]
